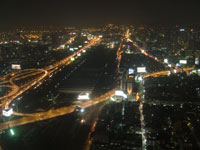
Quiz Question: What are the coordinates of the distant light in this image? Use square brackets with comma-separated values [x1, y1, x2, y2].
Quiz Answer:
[9, 129, 15, 136]
[141, 50, 145, 53]
[69, 48, 74, 51]
[174, 69, 177, 73]
[77, 53, 81, 56]
[82, 50, 86, 53]
[168, 64, 172, 67]
[180, 28, 185, 32]
[71, 57, 75, 61]
[80, 119, 85, 124]
[164, 59, 168, 64]
[80, 108, 84, 113]
[99, 35, 103, 38]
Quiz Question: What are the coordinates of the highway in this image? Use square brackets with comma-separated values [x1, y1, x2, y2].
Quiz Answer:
[0, 89, 115, 130]
[144, 66, 194, 78]
[0, 37, 101, 109]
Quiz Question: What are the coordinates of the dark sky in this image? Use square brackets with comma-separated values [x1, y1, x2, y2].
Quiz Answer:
[0, 0, 200, 29]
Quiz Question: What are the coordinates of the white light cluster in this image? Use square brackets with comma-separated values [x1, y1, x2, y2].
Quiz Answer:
[77, 93, 90, 100]
[115, 90, 127, 98]
[137, 67, 146, 73]
[2, 108, 13, 117]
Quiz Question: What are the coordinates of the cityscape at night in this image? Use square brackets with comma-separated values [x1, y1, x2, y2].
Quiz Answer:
[0, 1, 200, 150]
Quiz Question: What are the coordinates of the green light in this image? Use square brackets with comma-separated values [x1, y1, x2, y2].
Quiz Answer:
[10, 129, 15, 136]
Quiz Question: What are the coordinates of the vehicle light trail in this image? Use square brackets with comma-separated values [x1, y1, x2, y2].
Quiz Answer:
[0, 88, 115, 130]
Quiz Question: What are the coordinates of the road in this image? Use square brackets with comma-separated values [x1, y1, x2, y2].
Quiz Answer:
[0, 89, 115, 130]
[0, 37, 101, 109]
[144, 66, 194, 78]
[56, 35, 77, 50]
[127, 38, 163, 63]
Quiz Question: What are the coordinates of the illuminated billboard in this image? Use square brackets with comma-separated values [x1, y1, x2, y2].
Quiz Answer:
[128, 68, 134, 75]
[179, 60, 187, 64]
[12, 64, 21, 70]
[3, 108, 13, 117]
[137, 67, 146, 73]
[115, 90, 127, 98]
[115, 90, 124, 96]
[77, 93, 90, 100]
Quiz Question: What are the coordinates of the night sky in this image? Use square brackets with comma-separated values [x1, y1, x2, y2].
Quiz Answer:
[0, 0, 200, 29]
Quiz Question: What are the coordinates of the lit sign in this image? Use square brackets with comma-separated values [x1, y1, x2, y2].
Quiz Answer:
[12, 64, 21, 70]
[115, 90, 124, 96]
[2, 108, 13, 117]
[115, 90, 127, 98]
[129, 68, 134, 75]
[179, 60, 187, 64]
[137, 67, 146, 73]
